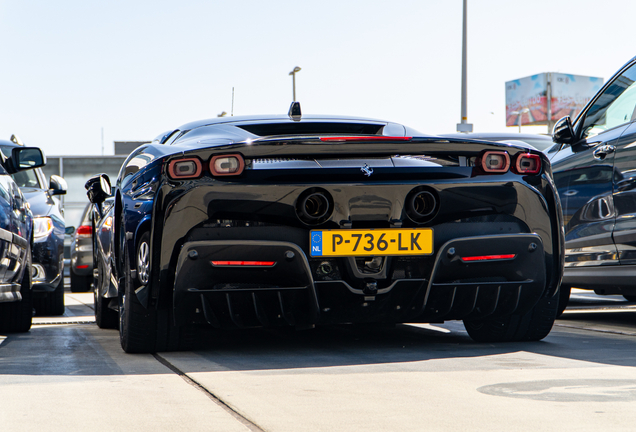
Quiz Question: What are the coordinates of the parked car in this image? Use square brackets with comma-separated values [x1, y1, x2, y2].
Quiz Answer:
[88, 103, 564, 353]
[442, 132, 555, 153]
[551, 55, 636, 313]
[69, 203, 93, 292]
[0, 145, 46, 332]
[0, 139, 67, 316]
[90, 196, 115, 329]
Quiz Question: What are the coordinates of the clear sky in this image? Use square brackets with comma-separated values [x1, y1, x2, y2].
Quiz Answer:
[0, 0, 633, 156]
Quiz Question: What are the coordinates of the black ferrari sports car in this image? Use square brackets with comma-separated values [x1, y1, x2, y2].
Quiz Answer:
[88, 103, 564, 353]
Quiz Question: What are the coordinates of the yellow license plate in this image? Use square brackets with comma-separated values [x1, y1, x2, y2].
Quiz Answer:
[310, 228, 433, 257]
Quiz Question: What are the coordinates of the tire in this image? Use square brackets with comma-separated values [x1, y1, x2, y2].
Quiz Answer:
[70, 270, 92, 293]
[0, 248, 33, 333]
[94, 257, 118, 329]
[119, 241, 158, 353]
[119, 231, 198, 353]
[33, 277, 65, 316]
[463, 291, 558, 343]
[556, 285, 571, 318]
[623, 295, 636, 302]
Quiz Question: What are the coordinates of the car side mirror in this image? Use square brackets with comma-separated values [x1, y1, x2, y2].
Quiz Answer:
[7, 147, 46, 174]
[552, 116, 576, 145]
[49, 175, 67, 196]
[65, 226, 75, 235]
[86, 174, 111, 205]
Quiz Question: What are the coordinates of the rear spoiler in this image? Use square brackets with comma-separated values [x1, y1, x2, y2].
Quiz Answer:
[184, 136, 539, 160]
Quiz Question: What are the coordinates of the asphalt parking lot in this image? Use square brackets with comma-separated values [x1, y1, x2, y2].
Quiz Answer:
[1, 285, 636, 432]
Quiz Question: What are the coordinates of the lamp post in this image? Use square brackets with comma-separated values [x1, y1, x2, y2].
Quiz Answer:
[289, 66, 301, 101]
[456, 0, 473, 133]
[511, 108, 530, 133]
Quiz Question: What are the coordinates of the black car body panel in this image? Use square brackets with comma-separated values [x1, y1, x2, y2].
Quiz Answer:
[552, 55, 636, 299]
[90, 109, 564, 351]
[0, 143, 46, 332]
[0, 142, 66, 294]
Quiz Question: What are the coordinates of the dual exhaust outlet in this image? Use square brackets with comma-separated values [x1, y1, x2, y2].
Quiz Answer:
[295, 187, 439, 225]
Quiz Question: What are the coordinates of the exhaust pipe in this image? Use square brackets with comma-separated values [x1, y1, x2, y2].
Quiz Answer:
[297, 189, 333, 224]
[406, 188, 438, 222]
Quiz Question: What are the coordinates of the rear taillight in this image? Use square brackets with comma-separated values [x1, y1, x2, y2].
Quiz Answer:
[479, 151, 510, 173]
[210, 154, 245, 176]
[211, 261, 276, 267]
[514, 153, 542, 175]
[168, 157, 203, 179]
[460, 254, 516, 262]
[76, 225, 92, 237]
[319, 136, 412, 142]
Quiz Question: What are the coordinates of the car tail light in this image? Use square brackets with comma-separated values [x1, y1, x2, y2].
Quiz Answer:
[211, 260, 276, 267]
[460, 254, 516, 262]
[76, 264, 90, 269]
[168, 157, 203, 179]
[319, 136, 412, 142]
[479, 151, 510, 173]
[514, 153, 542, 175]
[76, 225, 92, 237]
[210, 154, 245, 176]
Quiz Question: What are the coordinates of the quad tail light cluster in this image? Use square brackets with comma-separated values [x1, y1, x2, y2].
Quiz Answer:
[168, 153, 245, 180]
[478, 151, 542, 175]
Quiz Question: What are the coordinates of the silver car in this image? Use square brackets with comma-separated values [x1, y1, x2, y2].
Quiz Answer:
[69, 203, 93, 292]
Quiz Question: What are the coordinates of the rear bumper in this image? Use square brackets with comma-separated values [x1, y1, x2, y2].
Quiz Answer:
[172, 234, 546, 327]
[70, 237, 93, 276]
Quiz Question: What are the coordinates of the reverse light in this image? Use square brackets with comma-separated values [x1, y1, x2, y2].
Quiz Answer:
[168, 157, 203, 179]
[75, 225, 93, 237]
[319, 136, 412, 142]
[479, 151, 510, 173]
[34, 217, 54, 240]
[211, 261, 276, 267]
[514, 153, 542, 175]
[460, 254, 516, 262]
[210, 154, 245, 176]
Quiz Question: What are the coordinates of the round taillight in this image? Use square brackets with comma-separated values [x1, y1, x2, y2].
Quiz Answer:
[514, 153, 542, 174]
[480, 151, 510, 173]
[209, 154, 245, 176]
[168, 157, 203, 179]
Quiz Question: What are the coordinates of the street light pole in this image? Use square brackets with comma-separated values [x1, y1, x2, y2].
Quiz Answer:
[457, 0, 473, 133]
[289, 66, 301, 101]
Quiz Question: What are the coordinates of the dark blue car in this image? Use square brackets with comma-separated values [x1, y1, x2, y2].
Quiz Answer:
[0, 139, 67, 316]
[0, 145, 46, 332]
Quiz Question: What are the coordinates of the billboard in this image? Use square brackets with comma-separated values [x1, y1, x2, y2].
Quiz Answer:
[505, 73, 603, 127]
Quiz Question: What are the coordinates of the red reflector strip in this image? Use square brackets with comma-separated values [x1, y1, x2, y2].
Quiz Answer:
[76, 265, 90, 269]
[76, 225, 92, 236]
[211, 261, 276, 267]
[460, 254, 516, 262]
[319, 136, 412, 142]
